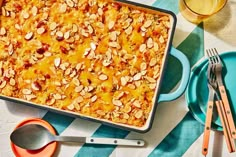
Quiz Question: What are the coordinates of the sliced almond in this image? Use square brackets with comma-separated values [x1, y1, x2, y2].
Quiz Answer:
[124, 105, 132, 113]
[145, 76, 156, 83]
[96, 110, 106, 116]
[112, 99, 123, 106]
[64, 31, 70, 39]
[159, 35, 165, 43]
[65, 68, 71, 76]
[72, 23, 78, 33]
[67, 103, 75, 110]
[133, 73, 142, 81]
[123, 113, 130, 119]
[25, 94, 37, 101]
[56, 31, 64, 38]
[147, 37, 153, 48]
[140, 62, 147, 71]
[133, 100, 141, 108]
[22, 11, 30, 19]
[22, 89, 32, 95]
[9, 78, 16, 86]
[0, 27, 6, 36]
[125, 26, 132, 35]
[54, 81, 62, 86]
[99, 74, 108, 81]
[98, 7, 103, 16]
[120, 76, 128, 86]
[75, 96, 84, 103]
[59, 3, 67, 13]
[108, 21, 115, 30]
[109, 31, 117, 41]
[66, 0, 74, 7]
[153, 42, 159, 51]
[47, 98, 56, 106]
[88, 25, 94, 34]
[149, 83, 156, 90]
[139, 44, 146, 53]
[54, 57, 61, 67]
[37, 27, 46, 35]
[50, 22, 57, 31]
[31, 6, 38, 16]
[0, 80, 7, 89]
[149, 58, 157, 67]
[31, 82, 40, 91]
[91, 95, 97, 102]
[54, 93, 62, 100]
[143, 20, 152, 28]
[102, 60, 111, 67]
[72, 78, 80, 86]
[75, 85, 83, 93]
[135, 110, 143, 119]
[25, 32, 34, 40]
[15, 24, 22, 30]
[90, 42, 96, 50]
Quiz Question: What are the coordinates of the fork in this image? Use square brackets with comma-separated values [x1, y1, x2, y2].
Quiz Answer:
[206, 48, 236, 139]
[202, 60, 235, 156]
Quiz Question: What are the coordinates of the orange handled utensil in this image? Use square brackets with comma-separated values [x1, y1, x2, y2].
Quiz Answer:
[207, 48, 236, 139]
[202, 81, 214, 156]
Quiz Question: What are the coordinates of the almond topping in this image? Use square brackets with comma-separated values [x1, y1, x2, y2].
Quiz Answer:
[66, 0, 74, 7]
[90, 42, 96, 50]
[143, 20, 152, 28]
[159, 36, 165, 43]
[0, 27, 6, 36]
[25, 94, 36, 101]
[99, 74, 108, 81]
[22, 89, 32, 95]
[153, 42, 159, 51]
[75, 96, 84, 103]
[135, 110, 143, 119]
[139, 44, 146, 53]
[112, 99, 123, 106]
[146, 76, 156, 83]
[64, 31, 70, 39]
[149, 58, 157, 67]
[108, 21, 115, 30]
[67, 103, 75, 110]
[91, 95, 97, 102]
[31, 6, 38, 16]
[37, 27, 46, 35]
[50, 22, 57, 31]
[121, 76, 128, 86]
[133, 100, 141, 108]
[125, 26, 133, 35]
[47, 98, 56, 106]
[133, 73, 142, 81]
[72, 23, 78, 33]
[54, 93, 62, 100]
[140, 62, 147, 71]
[22, 11, 30, 19]
[54, 57, 61, 67]
[75, 85, 83, 93]
[31, 82, 40, 91]
[25, 32, 34, 40]
[56, 31, 64, 38]
[72, 78, 80, 86]
[9, 78, 16, 86]
[59, 3, 67, 13]
[147, 37, 153, 48]
[149, 83, 156, 89]
[0, 80, 7, 88]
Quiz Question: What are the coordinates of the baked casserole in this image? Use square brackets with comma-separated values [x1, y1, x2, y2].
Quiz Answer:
[0, 0, 170, 127]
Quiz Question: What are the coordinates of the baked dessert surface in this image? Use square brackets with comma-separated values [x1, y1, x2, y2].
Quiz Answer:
[0, 0, 170, 127]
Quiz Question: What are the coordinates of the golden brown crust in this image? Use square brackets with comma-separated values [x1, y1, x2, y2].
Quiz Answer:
[0, 0, 170, 127]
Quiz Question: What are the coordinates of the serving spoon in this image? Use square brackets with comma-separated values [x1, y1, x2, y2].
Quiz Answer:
[10, 124, 145, 150]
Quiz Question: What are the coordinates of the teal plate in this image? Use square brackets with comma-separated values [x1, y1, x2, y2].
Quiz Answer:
[186, 51, 236, 131]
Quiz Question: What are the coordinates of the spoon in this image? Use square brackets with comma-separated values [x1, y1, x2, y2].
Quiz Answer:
[10, 124, 145, 150]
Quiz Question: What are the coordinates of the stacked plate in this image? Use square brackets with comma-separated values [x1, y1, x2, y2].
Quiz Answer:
[186, 51, 236, 131]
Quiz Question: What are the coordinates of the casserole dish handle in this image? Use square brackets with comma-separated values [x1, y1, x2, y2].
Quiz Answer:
[158, 47, 190, 102]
